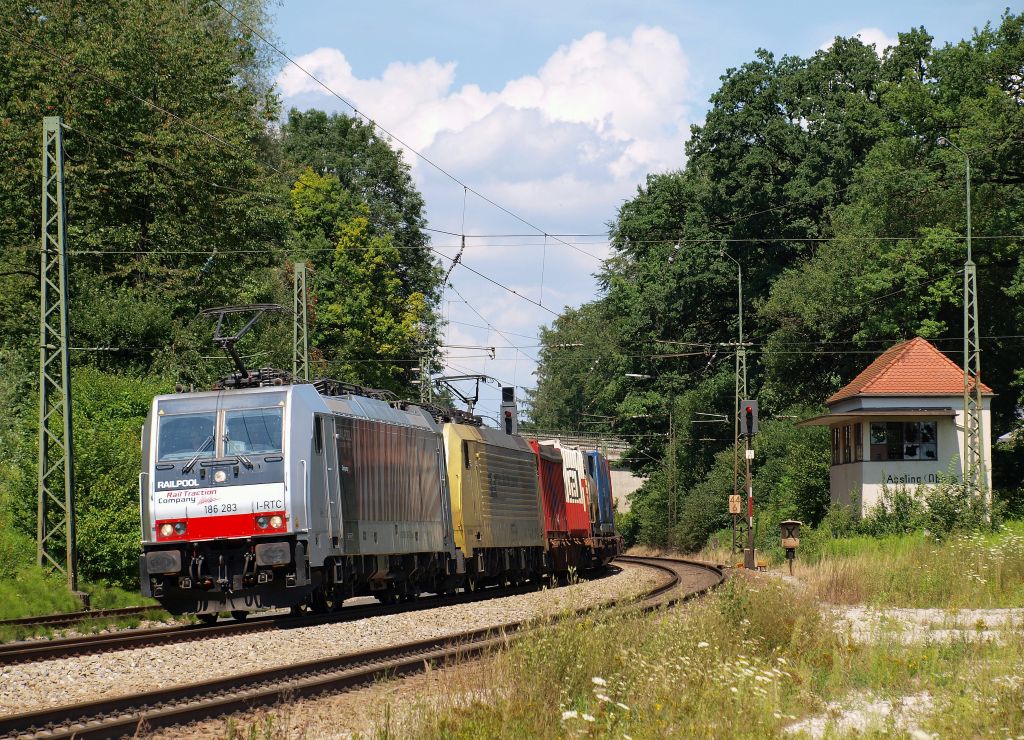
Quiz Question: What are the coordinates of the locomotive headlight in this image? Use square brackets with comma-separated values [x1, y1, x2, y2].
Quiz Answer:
[213, 470, 227, 484]
[269, 515, 283, 529]
[255, 516, 269, 529]
[173, 521, 187, 535]
[159, 523, 174, 538]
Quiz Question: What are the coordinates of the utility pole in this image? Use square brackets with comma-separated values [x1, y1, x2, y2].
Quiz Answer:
[668, 409, 676, 529]
[292, 261, 309, 381]
[37, 116, 77, 592]
[937, 136, 986, 508]
[418, 320, 433, 405]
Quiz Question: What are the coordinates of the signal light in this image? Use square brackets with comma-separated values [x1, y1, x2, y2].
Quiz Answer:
[256, 516, 269, 529]
[740, 399, 759, 437]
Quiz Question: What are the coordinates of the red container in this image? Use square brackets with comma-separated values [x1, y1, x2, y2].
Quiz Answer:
[529, 440, 568, 537]
[539, 441, 591, 538]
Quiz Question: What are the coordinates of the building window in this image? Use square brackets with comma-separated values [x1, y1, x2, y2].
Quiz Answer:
[869, 421, 938, 461]
[842, 424, 852, 463]
[853, 423, 863, 462]
[831, 427, 840, 465]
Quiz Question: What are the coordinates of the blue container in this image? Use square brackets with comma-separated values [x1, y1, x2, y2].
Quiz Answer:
[585, 451, 616, 535]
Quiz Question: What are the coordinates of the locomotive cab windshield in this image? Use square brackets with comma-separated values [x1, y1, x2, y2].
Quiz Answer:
[156, 406, 283, 462]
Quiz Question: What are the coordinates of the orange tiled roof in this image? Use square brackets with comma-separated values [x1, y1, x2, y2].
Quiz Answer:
[827, 337, 993, 405]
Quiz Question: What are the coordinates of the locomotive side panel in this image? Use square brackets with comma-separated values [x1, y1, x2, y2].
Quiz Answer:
[332, 413, 449, 555]
[586, 451, 616, 535]
[528, 440, 568, 536]
[545, 443, 591, 538]
[444, 424, 545, 554]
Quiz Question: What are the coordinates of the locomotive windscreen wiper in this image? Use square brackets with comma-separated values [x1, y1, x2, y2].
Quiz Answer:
[182, 435, 214, 473]
[223, 434, 254, 469]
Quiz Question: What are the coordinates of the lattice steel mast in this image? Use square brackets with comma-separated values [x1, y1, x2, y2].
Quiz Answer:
[938, 136, 987, 505]
[37, 116, 77, 590]
[292, 261, 309, 381]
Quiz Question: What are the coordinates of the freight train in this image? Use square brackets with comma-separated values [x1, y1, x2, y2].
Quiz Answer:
[138, 377, 622, 619]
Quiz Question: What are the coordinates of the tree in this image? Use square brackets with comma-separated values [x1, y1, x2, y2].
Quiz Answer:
[0, 0, 290, 586]
[532, 12, 1024, 550]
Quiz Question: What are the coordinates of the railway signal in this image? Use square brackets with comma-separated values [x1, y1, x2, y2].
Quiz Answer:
[740, 399, 758, 437]
[501, 386, 518, 435]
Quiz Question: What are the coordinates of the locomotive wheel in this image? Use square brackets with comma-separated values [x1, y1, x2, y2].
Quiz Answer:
[197, 613, 218, 625]
[231, 610, 248, 622]
[311, 588, 336, 613]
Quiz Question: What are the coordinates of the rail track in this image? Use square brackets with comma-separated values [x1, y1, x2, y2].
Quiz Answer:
[0, 605, 161, 631]
[0, 577, 572, 665]
[0, 557, 723, 739]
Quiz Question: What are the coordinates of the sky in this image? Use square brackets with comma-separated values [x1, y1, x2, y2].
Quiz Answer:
[270, 0, 1012, 426]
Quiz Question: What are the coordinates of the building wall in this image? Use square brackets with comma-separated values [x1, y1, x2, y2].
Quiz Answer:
[828, 395, 992, 513]
[609, 469, 644, 513]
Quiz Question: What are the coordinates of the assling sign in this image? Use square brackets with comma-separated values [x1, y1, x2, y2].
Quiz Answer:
[884, 472, 959, 485]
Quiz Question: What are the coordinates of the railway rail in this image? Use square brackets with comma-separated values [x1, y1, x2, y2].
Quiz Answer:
[0, 557, 723, 739]
[0, 605, 161, 631]
[0, 579, 546, 665]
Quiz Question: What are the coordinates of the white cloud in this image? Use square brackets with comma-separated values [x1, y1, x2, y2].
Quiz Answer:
[277, 27, 693, 422]
[277, 26, 691, 180]
[819, 27, 898, 56]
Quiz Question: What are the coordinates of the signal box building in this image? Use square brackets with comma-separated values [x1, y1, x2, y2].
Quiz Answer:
[797, 337, 993, 513]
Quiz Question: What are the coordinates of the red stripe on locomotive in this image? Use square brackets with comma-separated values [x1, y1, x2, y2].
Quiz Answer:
[155, 511, 287, 541]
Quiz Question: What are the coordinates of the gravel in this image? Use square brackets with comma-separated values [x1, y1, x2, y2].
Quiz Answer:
[832, 605, 1024, 644]
[0, 563, 664, 716]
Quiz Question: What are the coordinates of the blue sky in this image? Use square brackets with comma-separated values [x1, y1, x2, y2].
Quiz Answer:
[271, 1, 1013, 425]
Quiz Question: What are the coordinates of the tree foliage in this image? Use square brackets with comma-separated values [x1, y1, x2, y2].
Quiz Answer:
[533, 12, 1024, 551]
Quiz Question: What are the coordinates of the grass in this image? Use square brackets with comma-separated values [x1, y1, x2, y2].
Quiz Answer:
[360, 526, 1024, 738]
[0, 564, 164, 643]
[795, 522, 1024, 608]
[367, 573, 1024, 739]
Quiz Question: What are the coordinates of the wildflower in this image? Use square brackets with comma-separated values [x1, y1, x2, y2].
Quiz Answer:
[595, 693, 612, 703]
[582, 713, 596, 722]
[698, 641, 710, 648]
[561, 710, 579, 721]
[592, 676, 608, 686]
[730, 687, 739, 693]
[616, 702, 630, 711]
[776, 657, 787, 665]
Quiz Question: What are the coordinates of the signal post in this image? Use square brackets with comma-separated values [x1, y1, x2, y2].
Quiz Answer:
[741, 399, 758, 569]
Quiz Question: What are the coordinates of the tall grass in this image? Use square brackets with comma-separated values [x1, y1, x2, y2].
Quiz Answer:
[797, 522, 1024, 607]
[376, 574, 1024, 738]
[382, 577, 943, 738]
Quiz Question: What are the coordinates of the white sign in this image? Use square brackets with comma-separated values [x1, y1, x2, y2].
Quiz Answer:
[745, 449, 755, 460]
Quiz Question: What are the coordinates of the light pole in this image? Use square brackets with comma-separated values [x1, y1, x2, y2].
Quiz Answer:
[937, 136, 987, 505]
[720, 245, 746, 554]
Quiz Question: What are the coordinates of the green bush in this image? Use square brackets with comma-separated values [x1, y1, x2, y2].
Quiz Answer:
[860, 483, 928, 536]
